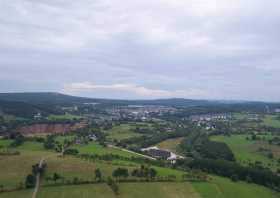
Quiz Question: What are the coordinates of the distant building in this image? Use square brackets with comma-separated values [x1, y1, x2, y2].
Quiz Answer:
[147, 149, 171, 159]
[247, 113, 259, 120]
[141, 146, 184, 162]
[190, 113, 232, 122]
[34, 112, 42, 120]
[88, 134, 97, 141]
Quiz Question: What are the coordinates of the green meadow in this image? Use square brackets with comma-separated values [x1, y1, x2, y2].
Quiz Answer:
[262, 115, 280, 128]
[211, 135, 279, 169]
[104, 123, 143, 141]
[1, 138, 279, 198]
[47, 114, 82, 121]
[72, 142, 138, 158]
[193, 176, 279, 198]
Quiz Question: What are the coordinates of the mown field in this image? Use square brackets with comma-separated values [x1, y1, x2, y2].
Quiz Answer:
[262, 115, 280, 128]
[47, 113, 82, 121]
[193, 176, 280, 198]
[0, 139, 185, 189]
[104, 123, 144, 141]
[71, 142, 139, 158]
[119, 182, 200, 198]
[1, 138, 280, 198]
[157, 137, 184, 154]
[1, 183, 199, 198]
[2, 178, 279, 198]
[210, 135, 280, 169]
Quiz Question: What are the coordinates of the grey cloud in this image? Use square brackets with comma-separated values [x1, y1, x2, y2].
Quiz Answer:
[0, 0, 280, 101]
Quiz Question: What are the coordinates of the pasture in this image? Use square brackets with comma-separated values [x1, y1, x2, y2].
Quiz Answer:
[211, 135, 279, 169]
[157, 137, 184, 154]
[262, 115, 280, 128]
[193, 176, 280, 198]
[47, 114, 82, 121]
[119, 182, 200, 198]
[71, 142, 139, 158]
[104, 123, 143, 141]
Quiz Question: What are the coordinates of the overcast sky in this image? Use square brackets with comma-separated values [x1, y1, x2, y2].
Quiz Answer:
[0, 0, 280, 101]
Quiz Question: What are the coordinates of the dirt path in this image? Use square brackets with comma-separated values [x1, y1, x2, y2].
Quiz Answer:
[31, 157, 45, 198]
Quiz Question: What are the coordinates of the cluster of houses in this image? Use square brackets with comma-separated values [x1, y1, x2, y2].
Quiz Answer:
[103, 105, 177, 122]
[74, 134, 97, 144]
[247, 113, 260, 121]
[188, 113, 232, 130]
[189, 113, 232, 122]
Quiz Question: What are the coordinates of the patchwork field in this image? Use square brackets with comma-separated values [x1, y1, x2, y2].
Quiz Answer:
[47, 114, 82, 121]
[71, 142, 140, 158]
[0, 139, 186, 189]
[211, 135, 280, 169]
[104, 123, 143, 141]
[2, 179, 279, 198]
[262, 115, 280, 128]
[119, 182, 200, 198]
[1, 138, 280, 198]
[0, 139, 12, 147]
[157, 137, 184, 154]
[193, 176, 280, 198]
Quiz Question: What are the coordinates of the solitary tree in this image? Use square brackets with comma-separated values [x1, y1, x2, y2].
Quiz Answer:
[25, 174, 36, 188]
[149, 168, 157, 179]
[53, 172, 62, 183]
[113, 168, 129, 181]
[95, 168, 102, 182]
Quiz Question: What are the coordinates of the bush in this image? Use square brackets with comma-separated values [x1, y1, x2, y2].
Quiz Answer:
[107, 177, 119, 195]
[25, 174, 36, 188]
[230, 174, 239, 182]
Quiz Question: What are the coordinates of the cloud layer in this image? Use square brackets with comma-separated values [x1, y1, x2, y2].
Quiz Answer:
[64, 82, 208, 99]
[1, 0, 280, 101]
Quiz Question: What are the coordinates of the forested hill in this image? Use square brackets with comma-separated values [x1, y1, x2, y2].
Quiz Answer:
[0, 92, 94, 105]
[0, 92, 214, 106]
[0, 92, 279, 110]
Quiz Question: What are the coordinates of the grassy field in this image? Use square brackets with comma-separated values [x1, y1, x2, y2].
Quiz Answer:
[0, 140, 49, 188]
[43, 154, 139, 183]
[104, 124, 143, 141]
[1, 138, 280, 198]
[233, 113, 248, 120]
[1, 183, 199, 198]
[211, 135, 279, 169]
[55, 135, 76, 144]
[0, 189, 33, 198]
[2, 115, 27, 122]
[0, 150, 48, 188]
[47, 113, 82, 121]
[2, 179, 279, 198]
[0, 139, 12, 147]
[157, 137, 184, 154]
[262, 115, 280, 128]
[119, 182, 200, 198]
[0, 138, 186, 189]
[0, 184, 113, 198]
[38, 184, 114, 198]
[193, 176, 279, 198]
[71, 142, 139, 158]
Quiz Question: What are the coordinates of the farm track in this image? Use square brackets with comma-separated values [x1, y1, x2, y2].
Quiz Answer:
[31, 158, 45, 198]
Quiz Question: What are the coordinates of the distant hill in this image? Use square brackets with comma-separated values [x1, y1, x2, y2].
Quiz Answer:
[0, 92, 94, 104]
[0, 92, 219, 107]
[0, 100, 42, 117]
[0, 92, 279, 117]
